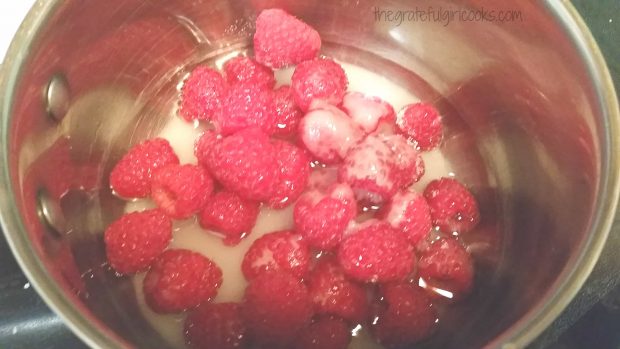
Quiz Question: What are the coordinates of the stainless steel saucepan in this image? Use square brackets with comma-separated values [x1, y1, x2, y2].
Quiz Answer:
[0, 1, 618, 348]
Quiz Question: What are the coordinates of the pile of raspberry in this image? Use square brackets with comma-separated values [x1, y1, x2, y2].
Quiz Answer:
[104, 8, 482, 349]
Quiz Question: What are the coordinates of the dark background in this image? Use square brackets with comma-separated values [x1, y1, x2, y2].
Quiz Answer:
[0, 1, 619, 348]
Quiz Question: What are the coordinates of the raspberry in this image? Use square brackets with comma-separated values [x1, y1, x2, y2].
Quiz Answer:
[216, 82, 277, 136]
[297, 317, 352, 349]
[241, 271, 313, 346]
[110, 138, 179, 199]
[151, 164, 214, 219]
[339, 134, 423, 204]
[184, 303, 246, 349]
[292, 58, 348, 111]
[104, 209, 172, 274]
[223, 56, 275, 89]
[342, 91, 396, 133]
[307, 257, 369, 324]
[179, 66, 228, 121]
[273, 85, 303, 137]
[143, 249, 223, 313]
[242, 231, 310, 280]
[372, 283, 438, 348]
[198, 191, 260, 246]
[294, 183, 357, 249]
[254, 9, 321, 69]
[338, 220, 414, 283]
[299, 103, 364, 164]
[268, 140, 311, 208]
[380, 190, 432, 246]
[397, 102, 443, 151]
[423, 178, 480, 234]
[197, 128, 279, 202]
[417, 238, 474, 298]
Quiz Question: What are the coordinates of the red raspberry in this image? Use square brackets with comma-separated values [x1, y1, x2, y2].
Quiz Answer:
[292, 58, 348, 111]
[423, 178, 480, 234]
[417, 237, 474, 299]
[184, 303, 246, 349]
[223, 56, 275, 89]
[372, 283, 438, 348]
[339, 134, 424, 204]
[180, 66, 228, 121]
[307, 257, 369, 324]
[198, 191, 260, 246]
[110, 138, 179, 199]
[338, 221, 414, 283]
[268, 140, 311, 208]
[241, 271, 313, 346]
[342, 91, 396, 133]
[297, 317, 352, 349]
[216, 82, 277, 136]
[253, 9, 321, 69]
[397, 102, 443, 151]
[294, 183, 357, 249]
[143, 249, 223, 313]
[299, 103, 364, 164]
[197, 128, 279, 202]
[272, 85, 303, 137]
[380, 190, 432, 246]
[242, 231, 310, 280]
[151, 164, 214, 219]
[104, 209, 172, 274]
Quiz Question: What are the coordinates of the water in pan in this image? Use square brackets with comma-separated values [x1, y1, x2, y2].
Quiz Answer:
[122, 45, 501, 349]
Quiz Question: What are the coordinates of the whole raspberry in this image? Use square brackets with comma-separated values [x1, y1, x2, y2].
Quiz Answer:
[241, 271, 313, 346]
[223, 56, 275, 89]
[242, 231, 310, 280]
[339, 134, 424, 204]
[294, 183, 357, 249]
[180, 66, 228, 121]
[296, 317, 352, 349]
[268, 140, 311, 208]
[292, 58, 348, 111]
[184, 303, 246, 349]
[253, 9, 321, 68]
[151, 164, 214, 219]
[342, 91, 396, 134]
[338, 221, 414, 283]
[198, 191, 260, 246]
[197, 128, 279, 202]
[299, 103, 364, 164]
[423, 178, 480, 234]
[380, 190, 432, 246]
[307, 257, 369, 324]
[143, 249, 223, 313]
[272, 85, 303, 137]
[417, 237, 474, 298]
[104, 209, 172, 274]
[110, 138, 179, 199]
[397, 102, 443, 151]
[216, 82, 277, 136]
[372, 283, 438, 348]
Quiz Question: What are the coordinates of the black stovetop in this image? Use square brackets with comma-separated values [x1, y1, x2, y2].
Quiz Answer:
[1, 1, 619, 348]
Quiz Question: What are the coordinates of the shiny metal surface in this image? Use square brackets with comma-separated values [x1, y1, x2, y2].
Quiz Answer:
[0, 1, 618, 349]
[45, 73, 71, 122]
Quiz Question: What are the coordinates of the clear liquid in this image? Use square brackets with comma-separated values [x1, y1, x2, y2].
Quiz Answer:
[125, 48, 498, 349]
